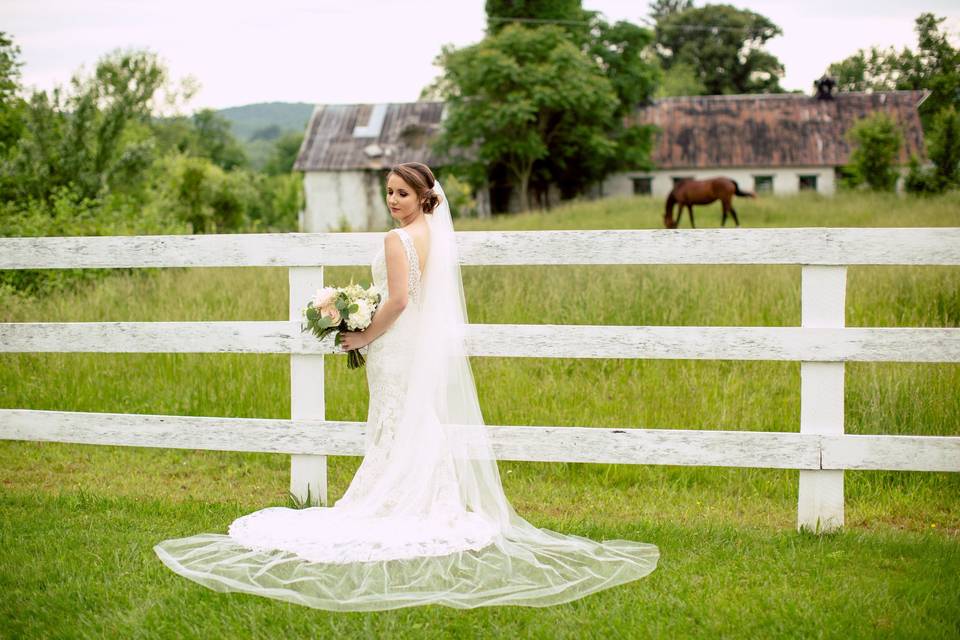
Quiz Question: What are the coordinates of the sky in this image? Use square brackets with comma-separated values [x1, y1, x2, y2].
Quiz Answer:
[3, 0, 959, 113]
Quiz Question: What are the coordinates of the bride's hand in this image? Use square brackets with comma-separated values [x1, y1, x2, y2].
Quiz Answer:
[339, 331, 367, 351]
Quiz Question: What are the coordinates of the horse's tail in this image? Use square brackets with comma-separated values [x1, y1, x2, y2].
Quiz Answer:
[732, 180, 755, 198]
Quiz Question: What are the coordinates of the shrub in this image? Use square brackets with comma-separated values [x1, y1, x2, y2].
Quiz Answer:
[0, 184, 189, 297]
[845, 112, 904, 191]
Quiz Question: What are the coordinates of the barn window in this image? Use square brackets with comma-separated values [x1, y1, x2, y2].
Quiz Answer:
[799, 175, 818, 191]
[632, 177, 652, 195]
[753, 175, 773, 193]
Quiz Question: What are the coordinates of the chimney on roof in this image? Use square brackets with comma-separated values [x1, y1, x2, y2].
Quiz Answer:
[814, 75, 837, 100]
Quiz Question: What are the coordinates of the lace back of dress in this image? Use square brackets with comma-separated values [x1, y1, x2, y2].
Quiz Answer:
[392, 227, 422, 307]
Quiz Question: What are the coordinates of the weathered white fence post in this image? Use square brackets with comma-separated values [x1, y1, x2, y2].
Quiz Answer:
[798, 265, 847, 533]
[289, 266, 327, 506]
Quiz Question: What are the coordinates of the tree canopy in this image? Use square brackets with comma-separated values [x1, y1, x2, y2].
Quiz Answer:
[484, 0, 587, 34]
[827, 13, 959, 130]
[654, 3, 785, 95]
[435, 24, 623, 210]
[0, 31, 301, 264]
[435, 3, 659, 210]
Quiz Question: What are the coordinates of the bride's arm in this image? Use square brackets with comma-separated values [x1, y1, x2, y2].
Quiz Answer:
[342, 232, 408, 350]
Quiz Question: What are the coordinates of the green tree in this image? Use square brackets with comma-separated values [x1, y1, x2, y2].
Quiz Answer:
[648, 0, 693, 22]
[437, 2, 658, 207]
[1, 48, 169, 203]
[654, 60, 707, 97]
[149, 109, 246, 171]
[587, 18, 659, 115]
[649, 0, 693, 22]
[896, 13, 960, 130]
[907, 106, 960, 194]
[484, 0, 659, 113]
[484, 0, 588, 35]
[827, 46, 900, 92]
[262, 131, 304, 176]
[827, 13, 959, 130]
[845, 112, 904, 191]
[655, 4, 785, 94]
[0, 31, 25, 154]
[149, 113, 196, 155]
[148, 154, 253, 233]
[434, 24, 623, 210]
[190, 108, 247, 170]
[928, 106, 960, 190]
[559, 17, 658, 196]
[904, 154, 937, 195]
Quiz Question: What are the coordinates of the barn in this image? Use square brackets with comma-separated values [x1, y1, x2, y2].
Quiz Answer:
[292, 101, 461, 233]
[294, 90, 929, 231]
[601, 90, 929, 198]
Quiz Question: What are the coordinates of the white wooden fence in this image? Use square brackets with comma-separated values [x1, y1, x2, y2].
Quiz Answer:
[2, 227, 959, 534]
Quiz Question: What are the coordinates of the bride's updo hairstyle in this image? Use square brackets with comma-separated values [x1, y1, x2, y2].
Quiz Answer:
[388, 162, 442, 214]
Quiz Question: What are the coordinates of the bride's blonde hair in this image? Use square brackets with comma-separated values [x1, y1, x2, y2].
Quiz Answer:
[387, 162, 442, 214]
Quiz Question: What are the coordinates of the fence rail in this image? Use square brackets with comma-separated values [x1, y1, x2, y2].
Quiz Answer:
[1, 227, 958, 534]
[2, 322, 958, 361]
[2, 228, 959, 268]
[2, 409, 958, 472]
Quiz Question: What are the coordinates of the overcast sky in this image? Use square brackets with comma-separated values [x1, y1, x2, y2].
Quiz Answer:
[4, 0, 959, 112]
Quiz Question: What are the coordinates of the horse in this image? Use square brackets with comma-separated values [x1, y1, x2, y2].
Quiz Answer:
[663, 177, 755, 229]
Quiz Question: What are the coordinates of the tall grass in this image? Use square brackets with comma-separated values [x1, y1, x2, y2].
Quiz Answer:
[1, 191, 958, 638]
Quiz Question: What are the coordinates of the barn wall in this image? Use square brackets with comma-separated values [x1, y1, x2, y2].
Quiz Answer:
[602, 166, 838, 198]
[302, 171, 390, 232]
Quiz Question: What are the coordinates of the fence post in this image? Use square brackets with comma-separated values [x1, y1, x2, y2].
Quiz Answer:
[798, 265, 846, 533]
[289, 266, 327, 506]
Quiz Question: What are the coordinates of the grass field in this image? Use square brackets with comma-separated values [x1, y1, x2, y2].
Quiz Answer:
[2, 191, 959, 638]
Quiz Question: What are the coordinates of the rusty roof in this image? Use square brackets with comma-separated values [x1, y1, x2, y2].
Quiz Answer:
[293, 101, 448, 171]
[295, 91, 929, 172]
[633, 90, 929, 169]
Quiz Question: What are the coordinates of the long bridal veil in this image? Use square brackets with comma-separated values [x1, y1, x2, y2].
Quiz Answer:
[153, 180, 659, 611]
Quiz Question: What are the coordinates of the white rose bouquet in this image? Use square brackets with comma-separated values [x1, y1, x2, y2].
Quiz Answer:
[301, 281, 382, 369]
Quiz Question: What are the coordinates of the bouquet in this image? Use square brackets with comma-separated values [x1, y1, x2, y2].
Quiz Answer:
[301, 281, 382, 369]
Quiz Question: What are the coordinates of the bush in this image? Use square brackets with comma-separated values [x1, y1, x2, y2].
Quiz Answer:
[905, 107, 960, 195]
[0, 184, 189, 297]
[904, 155, 941, 195]
[146, 154, 301, 234]
[243, 171, 303, 232]
[928, 105, 960, 190]
[845, 112, 904, 191]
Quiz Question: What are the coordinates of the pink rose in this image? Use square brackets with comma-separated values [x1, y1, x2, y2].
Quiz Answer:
[313, 286, 337, 309]
[320, 303, 341, 326]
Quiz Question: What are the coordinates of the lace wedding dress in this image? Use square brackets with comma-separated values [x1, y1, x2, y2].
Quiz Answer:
[154, 182, 659, 611]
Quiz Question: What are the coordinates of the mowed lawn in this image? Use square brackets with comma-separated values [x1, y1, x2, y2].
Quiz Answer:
[2, 191, 959, 639]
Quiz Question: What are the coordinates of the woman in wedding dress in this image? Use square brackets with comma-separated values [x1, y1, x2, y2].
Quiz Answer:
[153, 162, 659, 611]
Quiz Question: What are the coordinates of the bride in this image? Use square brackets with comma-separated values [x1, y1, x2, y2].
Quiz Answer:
[153, 162, 659, 611]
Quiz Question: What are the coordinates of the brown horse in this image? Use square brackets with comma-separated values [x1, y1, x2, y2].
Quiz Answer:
[663, 177, 755, 229]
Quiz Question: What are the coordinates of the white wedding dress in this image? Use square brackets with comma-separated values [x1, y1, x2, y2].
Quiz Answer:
[154, 182, 659, 611]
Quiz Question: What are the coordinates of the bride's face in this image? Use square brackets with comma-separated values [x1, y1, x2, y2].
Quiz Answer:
[386, 173, 421, 222]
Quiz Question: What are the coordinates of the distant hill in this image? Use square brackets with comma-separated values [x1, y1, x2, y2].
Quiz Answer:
[216, 102, 315, 142]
